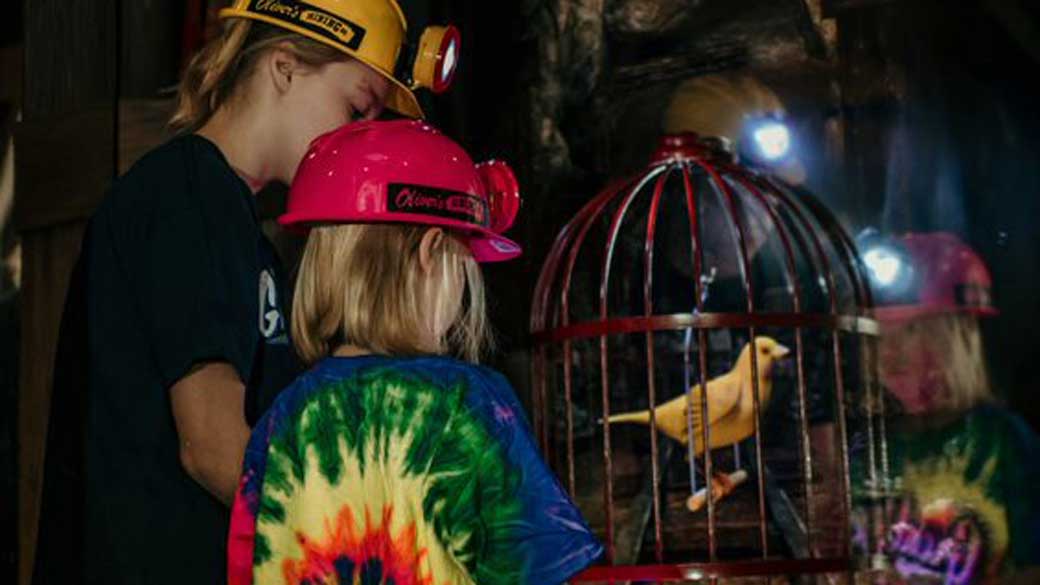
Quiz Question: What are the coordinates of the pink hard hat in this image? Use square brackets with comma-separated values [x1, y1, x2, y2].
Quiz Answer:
[869, 232, 997, 323]
[281, 119, 522, 262]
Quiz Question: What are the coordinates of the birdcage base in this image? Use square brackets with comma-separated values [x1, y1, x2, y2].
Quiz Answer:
[571, 557, 851, 582]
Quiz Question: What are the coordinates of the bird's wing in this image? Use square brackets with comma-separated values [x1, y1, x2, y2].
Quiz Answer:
[690, 371, 742, 427]
[679, 373, 741, 439]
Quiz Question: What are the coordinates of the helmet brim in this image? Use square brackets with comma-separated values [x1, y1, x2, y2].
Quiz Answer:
[279, 212, 522, 263]
[873, 303, 999, 325]
[219, 8, 424, 119]
[466, 231, 523, 263]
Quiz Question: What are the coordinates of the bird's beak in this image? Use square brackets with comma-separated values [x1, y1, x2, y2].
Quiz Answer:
[774, 344, 791, 358]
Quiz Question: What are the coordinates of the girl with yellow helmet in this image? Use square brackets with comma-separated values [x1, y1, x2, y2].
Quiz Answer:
[33, 2, 461, 584]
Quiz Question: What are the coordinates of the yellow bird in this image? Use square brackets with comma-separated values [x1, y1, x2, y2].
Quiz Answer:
[606, 337, 790, 510]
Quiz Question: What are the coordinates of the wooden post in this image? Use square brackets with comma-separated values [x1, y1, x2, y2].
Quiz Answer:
[14, 1, 118, 583]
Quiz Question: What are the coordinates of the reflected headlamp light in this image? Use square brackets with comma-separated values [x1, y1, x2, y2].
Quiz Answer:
[856, 229, 918, 307]
[740, 116, 793, 165]
[752, 121, 791, 161]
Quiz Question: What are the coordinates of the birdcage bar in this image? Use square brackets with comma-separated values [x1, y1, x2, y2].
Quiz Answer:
[681, 162, 719, 561]
[557, 185, 622, 497]
[695, 158, 771, 557]
[533, 313, 874, 343]
[818, 208, 890, 558]
[562, 338, 576, 494]
[534, 175, 642, 498]
[799, 188, 893, 501]
[802, 190, 894, 558]
[599, 167, 667, 564]
[789, 186, 872, 308]
[765, 183, 855, 560]
[793, 188, 874, 562]
[532, 342, 548, 457]
[735, 173, 816, 557]
[564, 179, 635, 561]
[534, 176, 635, 332]
[764, 185, 853, 562]
[643, 168, 673, 561]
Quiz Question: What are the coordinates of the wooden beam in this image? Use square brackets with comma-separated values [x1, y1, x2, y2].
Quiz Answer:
[118, 98, 176, 175]
[17, 0, 117, 583]
[823, 0, 902, 17]
[16, 223, 87, 585]
[14, 108, 115, 230]
[791, 0, 830, 60]
[0, 47, 22, 105]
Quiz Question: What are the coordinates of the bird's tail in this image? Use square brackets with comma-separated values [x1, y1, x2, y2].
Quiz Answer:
[604, 410, 652, 425]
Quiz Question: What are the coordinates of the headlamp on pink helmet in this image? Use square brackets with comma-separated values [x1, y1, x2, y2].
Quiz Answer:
[281, 120, 522, 262]
[857, 230, 997, 323]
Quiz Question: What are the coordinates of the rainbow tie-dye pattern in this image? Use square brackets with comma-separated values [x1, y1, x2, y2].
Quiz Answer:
[228, 356, 602, 585]
[852, 404, 1040, 584]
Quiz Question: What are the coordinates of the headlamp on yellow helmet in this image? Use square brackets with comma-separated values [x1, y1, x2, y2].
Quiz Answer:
[401, 25, 461, 95]
[742, 115, 793, 164]
[218, 0, 461, 117]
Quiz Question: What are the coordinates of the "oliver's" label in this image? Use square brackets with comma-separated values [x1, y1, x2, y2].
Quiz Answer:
[248, 0, 366, 51]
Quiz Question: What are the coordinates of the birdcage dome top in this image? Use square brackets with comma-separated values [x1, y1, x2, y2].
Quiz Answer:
[532, 132, 877, 343]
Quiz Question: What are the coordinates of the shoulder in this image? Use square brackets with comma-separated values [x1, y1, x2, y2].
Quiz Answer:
[97, 134, 244, 222]
[969, 404, 1040, 449]
[953, 405, 1040, 484]
[88, 135, 259, 263]
[394, 357, 517, 403]
[258, 357, 469, 412]
[262, 357, 521, 420]
[341, 355, 511, 392]
[401, 358, 531, 430]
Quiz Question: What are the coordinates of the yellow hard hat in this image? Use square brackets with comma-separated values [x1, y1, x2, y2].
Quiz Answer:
[664, 73, 805, 184]
[220, 0, 462, 119]
[664, 74, 785, 142]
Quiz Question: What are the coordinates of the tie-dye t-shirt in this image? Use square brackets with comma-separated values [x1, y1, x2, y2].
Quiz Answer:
[852, 405, 1040, 584]
[228, 355, 603, 585]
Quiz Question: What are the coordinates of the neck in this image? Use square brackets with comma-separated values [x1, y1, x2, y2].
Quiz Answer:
[894, 405, 975, 432]
[196, 99, 286, 193]
[332, 344, 374, 358]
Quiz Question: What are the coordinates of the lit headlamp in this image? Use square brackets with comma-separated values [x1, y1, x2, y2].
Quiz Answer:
[399, 25, 461, 94]
[219, 1, 459, 117]
[740, 115, 793, 165]
[856, 229, 917, 304]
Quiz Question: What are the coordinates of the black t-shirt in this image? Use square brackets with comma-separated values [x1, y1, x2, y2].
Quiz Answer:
[34, 134, 302, 584]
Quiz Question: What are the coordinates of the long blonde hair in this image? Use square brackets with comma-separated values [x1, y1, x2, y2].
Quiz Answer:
[292, 224, 492, 365]
[171, 19, 345, 132]
[927, 313, 991, 411]
[881, 313, 992, 415]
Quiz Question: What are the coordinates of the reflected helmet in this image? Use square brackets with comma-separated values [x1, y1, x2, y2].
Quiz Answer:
[663, 73, 805, 183]
[861, 232, 997, 323]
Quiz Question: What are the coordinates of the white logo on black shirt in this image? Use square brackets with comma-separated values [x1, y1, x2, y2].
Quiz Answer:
[259, 269, 287, 343]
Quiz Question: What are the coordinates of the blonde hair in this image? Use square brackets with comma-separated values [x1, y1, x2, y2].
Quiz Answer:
[884, 313, 992, 414]
[927, 314, 991, 411]
[292, 224, 492, 365]
[171, 19, 346, 132]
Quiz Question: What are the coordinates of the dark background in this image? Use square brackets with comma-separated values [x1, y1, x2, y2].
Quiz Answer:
[3, 0, 1039, 582]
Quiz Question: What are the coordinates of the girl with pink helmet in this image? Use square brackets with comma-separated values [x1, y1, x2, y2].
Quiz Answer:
[227, 119, 602, 585]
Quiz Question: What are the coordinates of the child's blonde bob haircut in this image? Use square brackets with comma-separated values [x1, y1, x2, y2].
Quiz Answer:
[291, 223, 492, 364]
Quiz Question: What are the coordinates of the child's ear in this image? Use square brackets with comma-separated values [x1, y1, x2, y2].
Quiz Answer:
[418, 227, 445, 274]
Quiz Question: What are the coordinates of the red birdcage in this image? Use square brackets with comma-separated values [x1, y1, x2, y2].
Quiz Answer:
[530, 133, 887, 582]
